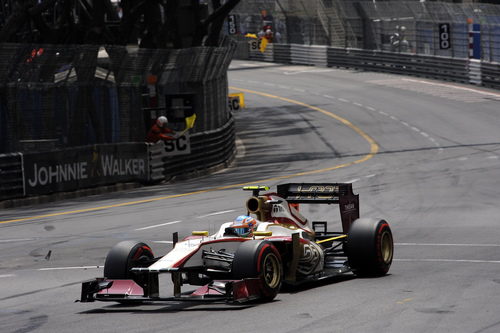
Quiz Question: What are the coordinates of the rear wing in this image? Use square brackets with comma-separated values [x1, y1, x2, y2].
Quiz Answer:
[276, 183, 359, 233]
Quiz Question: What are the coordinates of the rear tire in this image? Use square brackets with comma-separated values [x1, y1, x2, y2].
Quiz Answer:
[232, 240, 283, 301]
[345, 218, 393, 277]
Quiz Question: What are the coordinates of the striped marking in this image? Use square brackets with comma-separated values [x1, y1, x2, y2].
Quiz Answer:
[135, 221, 182, 231]
[395, 259, 500, 264]
[197, 210, 235, 218]
[38, 266, 102, 271]
[0, 274, 16, 278]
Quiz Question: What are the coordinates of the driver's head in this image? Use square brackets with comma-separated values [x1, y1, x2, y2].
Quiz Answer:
[156, 116, 168, 128]
[231, 215, 257, 237]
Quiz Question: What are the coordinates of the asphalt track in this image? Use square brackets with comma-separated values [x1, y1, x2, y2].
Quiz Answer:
[1, 60, 500, 333]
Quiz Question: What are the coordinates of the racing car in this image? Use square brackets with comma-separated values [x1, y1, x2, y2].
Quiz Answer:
[80, 183, 393, 304]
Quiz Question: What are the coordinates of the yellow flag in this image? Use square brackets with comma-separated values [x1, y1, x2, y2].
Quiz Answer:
[245, 33, 258, 39]
[185, 114, 197, 129]
[259, 37, 268, 53]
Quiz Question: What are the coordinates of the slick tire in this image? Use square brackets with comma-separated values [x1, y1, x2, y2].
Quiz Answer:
[345, 218, 393, 277]
[232, 240, 283, 301]
[103, 240, 154, 279]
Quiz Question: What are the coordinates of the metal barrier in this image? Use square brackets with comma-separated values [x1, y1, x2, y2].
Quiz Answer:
[237, 41, 497, 87]
[0, 153, 24, 200]
[0, 116, 235, 201]
[160, 116, 236, 180]
[481, 62, 500, 90]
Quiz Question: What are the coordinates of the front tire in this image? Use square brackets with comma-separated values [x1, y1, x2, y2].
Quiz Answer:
[345, 218, 393, 277]
[104, 240, 154, 280]
[232, 240, 283, 301]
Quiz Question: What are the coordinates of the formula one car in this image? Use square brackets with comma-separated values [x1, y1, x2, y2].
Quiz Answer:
[81, 183, 393, 304]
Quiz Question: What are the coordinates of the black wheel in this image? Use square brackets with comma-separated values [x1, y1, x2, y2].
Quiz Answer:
[232, 240, 283, 301]
[345, 218, 393, 277]
[104, 240, 154, 279]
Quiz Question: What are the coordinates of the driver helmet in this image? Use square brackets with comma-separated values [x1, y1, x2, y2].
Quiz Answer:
[231, 215, 257, 237]
[156, 116, 168, 127]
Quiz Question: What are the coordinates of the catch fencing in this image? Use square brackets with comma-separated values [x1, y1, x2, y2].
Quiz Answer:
[0, 42, 235, 154]
[230, 0, 500, 62]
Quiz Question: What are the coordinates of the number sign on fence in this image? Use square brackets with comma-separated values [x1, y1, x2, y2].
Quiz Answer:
[439, 23, 451, 50]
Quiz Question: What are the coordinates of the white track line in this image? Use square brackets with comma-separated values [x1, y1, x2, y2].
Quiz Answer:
[396, 243, 500, 247]
[0, 274, 16, 278]
[38, 265, 102, 271]
[0, 238, 34, 243]
[403, 78, 500, 98]
[197, 210, 235, 218]
[395, 259, 500, 264]
[135, 221, 181, 231]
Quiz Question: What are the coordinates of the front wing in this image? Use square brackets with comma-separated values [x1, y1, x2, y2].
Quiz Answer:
[80, 277, 265, 304]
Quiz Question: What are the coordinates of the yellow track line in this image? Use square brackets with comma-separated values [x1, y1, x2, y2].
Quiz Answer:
[0, 87, 378, 224]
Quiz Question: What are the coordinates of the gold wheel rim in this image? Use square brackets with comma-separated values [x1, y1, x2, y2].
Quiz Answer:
[381, 231, 393, 264]
[263, 253, 281, 288]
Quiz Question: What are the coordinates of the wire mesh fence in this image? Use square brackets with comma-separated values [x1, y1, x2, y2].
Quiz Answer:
[230, 0, 500, 62]
[0, 41, 235, 153]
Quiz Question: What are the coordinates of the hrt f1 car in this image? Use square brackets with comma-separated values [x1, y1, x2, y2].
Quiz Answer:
[80, 183, 394, 304]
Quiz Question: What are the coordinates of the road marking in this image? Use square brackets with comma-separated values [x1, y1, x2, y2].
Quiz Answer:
[366, 106, 376, 112]
[197, 210, 235, 218]
[0, 274, 16, 278]
[1, 88, 378, 225]
[38, 265, 102, 271]
[420, 132, 429, 138]
[397, 298, 413, 305]
[365, 174, 376, 178]
[0, 238, 34, 243]
[323, 94, 336, 99]
[345, 178, 360, 183]
[354, 102, 363, 107]
[338, 98, 350, 103]
[395, 259, 500, 264]
[135, 221, 182, 231]
[487, 155, 499, 159]
[284, 69, 333, 75]
[403, 78, 500, 98]
[396, 242, 500, 247]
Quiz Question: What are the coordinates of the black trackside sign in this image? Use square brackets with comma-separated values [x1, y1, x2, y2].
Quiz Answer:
[23, 143, 148, 195]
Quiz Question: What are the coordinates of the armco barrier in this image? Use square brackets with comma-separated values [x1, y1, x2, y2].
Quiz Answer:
[327, 48, 469, 84]
[0, 116, 236, 202]
[0, 153, 24, 200]
[237, 42, 485, 86]
[481, 62, 500, 90]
